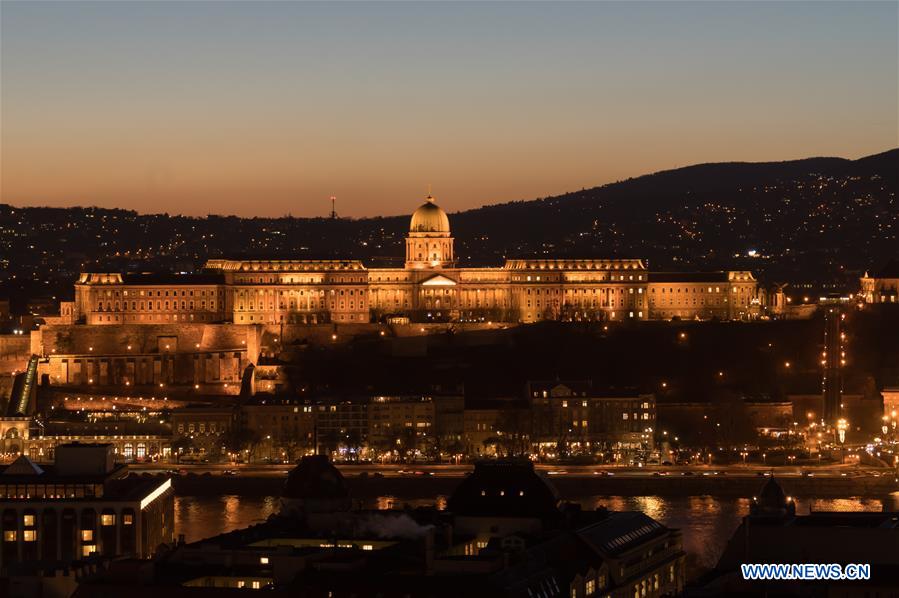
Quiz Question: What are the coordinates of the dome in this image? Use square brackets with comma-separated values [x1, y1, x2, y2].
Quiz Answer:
[750, 477, 795, 518]
[282, 455, 349, 501]
[409, 196, 450, 233]
[447, 459, 560, 518]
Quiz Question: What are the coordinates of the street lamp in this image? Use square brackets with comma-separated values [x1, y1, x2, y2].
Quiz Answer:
[837, 418, 848, 444]
[837, 418, 849, 464]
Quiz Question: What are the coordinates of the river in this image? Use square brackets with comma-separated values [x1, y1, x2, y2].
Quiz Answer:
[174, 492, 899, 576]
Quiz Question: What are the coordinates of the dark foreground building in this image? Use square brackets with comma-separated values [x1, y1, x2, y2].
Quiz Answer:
[0, 443, 174, 597]
[695, 478, 899, 596]
[73, 457, 685, 597]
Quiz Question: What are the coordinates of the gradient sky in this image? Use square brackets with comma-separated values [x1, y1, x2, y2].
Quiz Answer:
[1, 1, 896, 218]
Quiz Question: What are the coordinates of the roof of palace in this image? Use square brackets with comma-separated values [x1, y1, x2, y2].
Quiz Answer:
[409, 196, 451, 233]
[503, 258, 647, 271]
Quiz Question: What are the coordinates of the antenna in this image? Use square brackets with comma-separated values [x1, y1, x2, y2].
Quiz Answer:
[329, 196, 337, 220]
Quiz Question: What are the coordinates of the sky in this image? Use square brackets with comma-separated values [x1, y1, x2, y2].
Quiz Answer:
[1, 1, 896, 218]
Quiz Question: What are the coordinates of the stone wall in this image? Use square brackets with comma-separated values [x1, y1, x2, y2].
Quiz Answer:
[0, 334, 30, 374]
[34, 323, 259, 357]
[33, 323, 262, 394]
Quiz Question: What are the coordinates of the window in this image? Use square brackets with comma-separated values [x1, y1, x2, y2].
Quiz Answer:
[82, 545, 97, 557]
[101, 514, 116, 526]
[23, 530, 36, 542]
[259, 557, 269, 564]
[3, 530, 15, 542]
[586, 578, 596, 595]
[81, 529, 94, 542]
[123, 514, 134, 525]
[23, 514, 34, 526]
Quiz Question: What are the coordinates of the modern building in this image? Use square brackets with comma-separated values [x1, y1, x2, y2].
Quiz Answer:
[65, 196, 763, 326]
[0, 443, 174, 566]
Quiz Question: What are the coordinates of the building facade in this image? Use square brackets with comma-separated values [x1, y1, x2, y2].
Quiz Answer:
[0, 444, 173, 566]
[860, 260, 899, 304]
[528, 382, 656, 457]
[67, 196, 762, 325]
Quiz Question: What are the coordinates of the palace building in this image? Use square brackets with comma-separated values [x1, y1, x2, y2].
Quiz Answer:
[65, 195, 762, 325]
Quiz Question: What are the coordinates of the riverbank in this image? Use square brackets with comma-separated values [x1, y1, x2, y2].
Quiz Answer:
[165, 472, 899, 499]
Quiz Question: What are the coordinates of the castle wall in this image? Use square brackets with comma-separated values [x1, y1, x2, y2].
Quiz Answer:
[0, 335, 30, 374]
[34, 324, 259, 394]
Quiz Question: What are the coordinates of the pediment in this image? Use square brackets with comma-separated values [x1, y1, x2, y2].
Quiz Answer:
[421, 274, 457, 286]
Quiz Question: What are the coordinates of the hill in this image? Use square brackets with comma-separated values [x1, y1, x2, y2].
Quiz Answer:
[1, 149, 896, 306]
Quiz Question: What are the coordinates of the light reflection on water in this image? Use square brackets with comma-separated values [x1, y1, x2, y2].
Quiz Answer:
[175, 492, 899, 572]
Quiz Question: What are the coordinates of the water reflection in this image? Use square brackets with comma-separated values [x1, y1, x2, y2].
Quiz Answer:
[175, 494, 895, 572]
[174, 496, 278, 543]
[808, 498, 886, 512]
[377, 496, 396, 510]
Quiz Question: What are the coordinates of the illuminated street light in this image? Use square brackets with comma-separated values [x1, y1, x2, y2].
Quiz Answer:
[837, 418, 848, 444]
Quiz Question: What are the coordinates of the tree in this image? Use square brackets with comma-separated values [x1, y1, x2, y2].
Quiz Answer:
[494, 408, 532, 457]
[221, 427, 261, 462]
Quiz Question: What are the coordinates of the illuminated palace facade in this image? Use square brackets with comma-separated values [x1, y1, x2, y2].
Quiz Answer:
[68, 196, 761, 325]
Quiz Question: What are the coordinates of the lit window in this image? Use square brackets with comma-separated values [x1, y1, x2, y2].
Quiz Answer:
[259, 557, 269, 564]
[101, 514, 116, 526]
[123, 514, 134, 525]
[82, 545, 97, 557]
[81, 529, 94, 542]
[3, 530, 16, 542]
[23, 530, 36, 542]
[252, 581, 261, 589]
[23, 514, 34, 526]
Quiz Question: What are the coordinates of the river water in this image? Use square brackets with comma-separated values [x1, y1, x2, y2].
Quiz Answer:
[174, 493, 899, 574]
